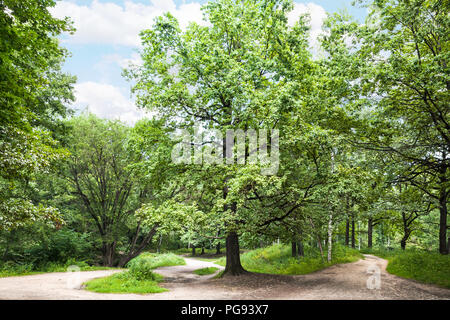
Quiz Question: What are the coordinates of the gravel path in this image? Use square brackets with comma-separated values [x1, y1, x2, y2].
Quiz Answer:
[0, 255, 448, 300]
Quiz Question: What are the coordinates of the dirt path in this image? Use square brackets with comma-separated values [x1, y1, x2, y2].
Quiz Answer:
[0, 255, 448, 300]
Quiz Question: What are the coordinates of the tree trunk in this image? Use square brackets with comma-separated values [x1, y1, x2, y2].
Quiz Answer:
[297, 240, 304, 257]
[368, 217, 373, 249]
[201, 246, 205, 255]
[401, 212, 410, 251]
[291, 242, 297, 257]
[215, 231, 221, 254]
[317, 238, 324, 263]
[223, 232, 247, 276]
[327, 213, 333, 263]
[401, 237, 407, 250]
[309, 217, 324, 262]
[439, 179, 448, 254]
[157, 235, 162, 253]
[102, 242, 116, 267]
[117, 225, 158, 268]
[345, 218, 350, 246]
[351, 215, 356, 249]
[192, 246, 196, 256]
[216, 242, 221, 255]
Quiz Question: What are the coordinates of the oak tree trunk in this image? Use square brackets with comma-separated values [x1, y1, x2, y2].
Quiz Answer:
[439, 181, 448, 254]
[102, 242, 116, 267]
[223, 231, 247, 276]
[401, 237, 407, 250]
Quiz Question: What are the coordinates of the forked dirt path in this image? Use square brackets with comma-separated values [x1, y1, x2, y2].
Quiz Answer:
[0, 255, 448, 300]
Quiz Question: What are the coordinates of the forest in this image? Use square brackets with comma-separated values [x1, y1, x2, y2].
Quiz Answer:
[0, 0, 449, 296]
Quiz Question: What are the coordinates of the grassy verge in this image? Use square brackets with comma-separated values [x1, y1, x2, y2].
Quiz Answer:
[129, 252, 186, 269]
[0, 260, 114, 278]
[214, 244, 363, 275]
[193, 267, 219, 276]
[84, 270, 166, 294]
[83, 252, 186, 294]
[362, 248, 450, 289]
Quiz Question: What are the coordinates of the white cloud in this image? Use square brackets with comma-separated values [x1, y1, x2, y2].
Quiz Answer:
[56, 1, 328, 125]
[288, 2, 327, 53]
[51, 0, 204, 47]
[102, 52, 143, 69]
[73, 81, 148, 125]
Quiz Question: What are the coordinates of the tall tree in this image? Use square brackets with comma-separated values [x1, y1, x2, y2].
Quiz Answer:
[0, 0, 75, 230]
[64, 115, 173, 266]
[322, 0, 449, 253]
[127, 0, 317, 275]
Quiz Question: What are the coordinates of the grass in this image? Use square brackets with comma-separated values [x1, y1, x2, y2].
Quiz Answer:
[193, 267, 219, 275]
[128, 252, 186, 269]
[85, 271, 167, 294]
[362, 248, 450, 289]
[0, 259, 114, 278]
[83, 252, 186, 294]
[214, 243, 363, 275]
[84, 270, 167, 294]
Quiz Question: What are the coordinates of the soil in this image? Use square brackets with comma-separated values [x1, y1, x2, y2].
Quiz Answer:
[0, 255, 448, 300]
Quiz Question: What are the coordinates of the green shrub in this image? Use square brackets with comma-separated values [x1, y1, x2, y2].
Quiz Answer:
[0, 259, 112, 278]
[25, 229, 94, 266]
[128, 259, 159, 281]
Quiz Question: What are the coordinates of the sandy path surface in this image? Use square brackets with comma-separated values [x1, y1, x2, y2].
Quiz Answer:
[0, 255, 448, 300]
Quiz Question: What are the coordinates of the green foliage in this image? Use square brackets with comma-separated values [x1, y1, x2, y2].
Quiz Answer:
[193, 267, 219, 275]
[0, 226, 97, 273]
[0, 0, 74, 128]
[26, 229, 93, 266]
[0, 259, 112, 278]
[63, 114, 164, 266]
[1, 0, 448, 284]
[215, 243, 363, 275]
[0, 0, 75, 231]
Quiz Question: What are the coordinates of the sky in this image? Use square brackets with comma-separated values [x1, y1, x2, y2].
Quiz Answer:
[50, 0, 368, 125]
